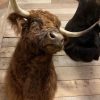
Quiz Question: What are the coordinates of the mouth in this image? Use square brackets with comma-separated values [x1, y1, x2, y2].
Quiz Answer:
[44, 43, 63, 54]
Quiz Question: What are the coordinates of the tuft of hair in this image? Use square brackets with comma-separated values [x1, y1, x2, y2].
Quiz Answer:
[8, 13, 25, 35]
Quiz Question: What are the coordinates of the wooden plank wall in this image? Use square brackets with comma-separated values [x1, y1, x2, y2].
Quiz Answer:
[0, 0, 100, 100]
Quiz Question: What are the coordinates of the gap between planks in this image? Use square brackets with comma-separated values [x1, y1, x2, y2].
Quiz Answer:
[51, 0, 77, 4]
[0, 56, 100, 69]
[54, 95, 100, 100]
[1, 1, 100, 99]
[1, 95, 100, 100]
[0, 47, 100, 67]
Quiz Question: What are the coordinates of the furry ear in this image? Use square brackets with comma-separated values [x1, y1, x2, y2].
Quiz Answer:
[8, 13, 27, 35]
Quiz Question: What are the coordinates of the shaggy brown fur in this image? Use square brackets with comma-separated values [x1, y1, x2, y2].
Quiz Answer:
[5, 10, 64, 100]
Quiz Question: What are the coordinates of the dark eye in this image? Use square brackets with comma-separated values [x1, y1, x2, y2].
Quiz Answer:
[30, 18, 43, 31]
[31, 21, 43, 29]
[31, 18, 43, 25]
[31, 21, 39, 27]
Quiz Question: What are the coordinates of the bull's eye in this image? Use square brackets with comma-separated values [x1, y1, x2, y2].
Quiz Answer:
[30, 21, 41, 31]
[31, 18, 43, 26]
[30, 20, 43, 30]
[31, 21, 38, 27]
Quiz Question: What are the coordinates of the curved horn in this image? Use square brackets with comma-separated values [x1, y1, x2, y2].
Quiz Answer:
[60, 19, 100, 37]
[10, 0, 30, 17]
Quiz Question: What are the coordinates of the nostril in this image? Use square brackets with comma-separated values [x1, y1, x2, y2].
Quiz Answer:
[61, 39, 64, 44]
[61, 39, 64, 42]
[49, 32, 56, 39]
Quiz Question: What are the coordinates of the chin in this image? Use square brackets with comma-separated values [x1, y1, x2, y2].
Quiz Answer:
[44, 45, 63, 54]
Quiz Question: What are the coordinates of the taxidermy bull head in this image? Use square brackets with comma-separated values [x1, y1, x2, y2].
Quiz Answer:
[64, 0, 100, 62]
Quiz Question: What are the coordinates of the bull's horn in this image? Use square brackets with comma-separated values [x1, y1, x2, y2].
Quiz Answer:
[60, 20, 99, 37]
[10, 0, 30, 17]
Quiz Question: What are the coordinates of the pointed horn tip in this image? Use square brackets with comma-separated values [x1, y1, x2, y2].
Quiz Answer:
[18, 8, 30, 17]
[10, 0, 30, 17]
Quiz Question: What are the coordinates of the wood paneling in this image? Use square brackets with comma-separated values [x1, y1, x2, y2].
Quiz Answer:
[1, 65, 100, 84]
[51, 0, 77, 4]
[19, 3, 77, 9]
[19, 0, 51, 3]
[2, 38, 19, 47]
[55, 95, 100, 100]
[0, 56, 100, 70]
[0, 47, 65, 57]
[0, 79, 100, 97]
[0, 0, 100, 99]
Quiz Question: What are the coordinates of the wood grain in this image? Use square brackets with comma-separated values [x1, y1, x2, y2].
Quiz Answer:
[19, 3, 77, 9]
[0, 15, 5, 48]
[51, 0, 77, 4]
[0, 0, 100, 99]
[0, 79, 100, 97]
[1, 65, 100, 83]
[0, 47, 100, 67]
[0, 56, 100, 70]
[56, 79, 100, 97]
[19, 0, 51, 3]
[55, 95, 100, 100]
[1, 95, 100, 100]
[2, 38, 19, 47]
[53, 56, 100, 67]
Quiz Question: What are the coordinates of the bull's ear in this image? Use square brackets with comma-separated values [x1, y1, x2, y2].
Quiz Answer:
[8, 13, 27, 34]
